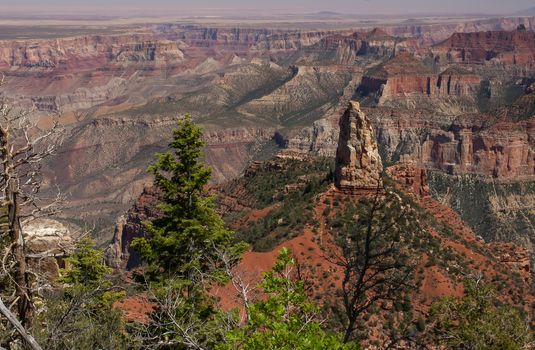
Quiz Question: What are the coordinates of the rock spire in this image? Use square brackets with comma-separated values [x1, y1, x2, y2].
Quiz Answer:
[335, 101, 383, 193]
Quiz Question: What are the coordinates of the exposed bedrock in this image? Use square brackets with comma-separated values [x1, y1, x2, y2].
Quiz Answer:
[287, 104, 535, 181]
[432, 29, 535, 68]
[358, 54, 482, 105]
[335, 101, 383, 193]
[372, 110, 535, 178]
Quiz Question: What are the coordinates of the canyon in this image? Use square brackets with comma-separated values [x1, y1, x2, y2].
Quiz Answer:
[107, 101, 533, 346]
[0, 15, 533, 257]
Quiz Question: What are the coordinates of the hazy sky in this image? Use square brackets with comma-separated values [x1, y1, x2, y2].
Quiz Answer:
[2, 0, 534, 16]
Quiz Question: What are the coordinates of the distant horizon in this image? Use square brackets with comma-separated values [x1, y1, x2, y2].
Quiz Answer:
[1, 0, 534, 17]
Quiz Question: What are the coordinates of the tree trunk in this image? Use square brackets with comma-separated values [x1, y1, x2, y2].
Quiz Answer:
[2, 131, 33, 328]
[342, 317, 356, 343]
[0, 296, 42, 350]
[9, 183, 33, 328]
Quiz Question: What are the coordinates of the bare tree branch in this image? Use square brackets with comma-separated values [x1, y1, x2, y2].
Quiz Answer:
[0, 296, 42, 350]
[323, 186, 420, 344]
[0, 73, 65, 336]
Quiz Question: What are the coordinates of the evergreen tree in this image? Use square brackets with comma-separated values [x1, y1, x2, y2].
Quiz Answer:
[217, 248, 359, 350]
[132, 114, 243, 282]
[130, 115, 246, 349]
[36, 238, 127, 350]
[325, 189, 418, 343]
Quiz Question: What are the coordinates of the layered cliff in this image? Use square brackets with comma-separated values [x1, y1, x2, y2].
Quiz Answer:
[295, 28, 419, 65]
[433, 29, 535, 68]
[359, 54, 482, 105]
[105, 187, 161, 270]
[0, 34, 185, 70]
[383, 16, 535, 45]
[23, 219, 74, 279]
[418, 117, 535, 177]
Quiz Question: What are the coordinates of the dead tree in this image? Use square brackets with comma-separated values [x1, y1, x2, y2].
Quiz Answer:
[0, 74, 64, 335]
[0, 297, 42, 350]
[324, 188, 419, 343]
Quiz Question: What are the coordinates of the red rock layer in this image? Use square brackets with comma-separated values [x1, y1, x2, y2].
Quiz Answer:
[415, 118, 535, 177]
[433, 30, 535, 68]
[361, 54, 481, 99]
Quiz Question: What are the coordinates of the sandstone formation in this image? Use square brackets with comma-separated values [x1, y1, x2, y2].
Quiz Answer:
[23, 219, 73, 278]
[386, 162, 430, 199]
[414, 117, 535, 177]
[435, 67, 482, 97]
[335, 101, 383, 193]
[360, 54, 435, 98]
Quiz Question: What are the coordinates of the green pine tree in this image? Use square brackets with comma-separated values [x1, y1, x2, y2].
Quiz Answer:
[130, 115, 247, 349]
[217, 248, 359, 350]
[132, 114, 244, 282]
[36, 238, 127, 350]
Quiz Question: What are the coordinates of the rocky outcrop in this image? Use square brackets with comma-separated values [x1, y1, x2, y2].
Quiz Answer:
[386, 162, 430, 199]
[368, 105, 535, 179]
[361, 54, 435, 98]
[436, 67, 481, 98]
[23, 219, 73, 278]
[105, 187, 161, 270]
[335, 101, 383, 193]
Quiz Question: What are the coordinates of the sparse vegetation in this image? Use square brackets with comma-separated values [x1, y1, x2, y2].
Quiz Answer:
[222, 157, 334, 251]
[324, 188, 420, 344]
[429, 278, 532, 349]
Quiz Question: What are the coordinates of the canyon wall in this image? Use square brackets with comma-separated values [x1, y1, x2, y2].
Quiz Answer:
[359, 54, 482, 102]
[414, 118, 535, 177]
[370, 107, 535, 179]
[384, 16, 535, 45]
[1, 20, 534, 247]
[433, 30, 535, 68]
